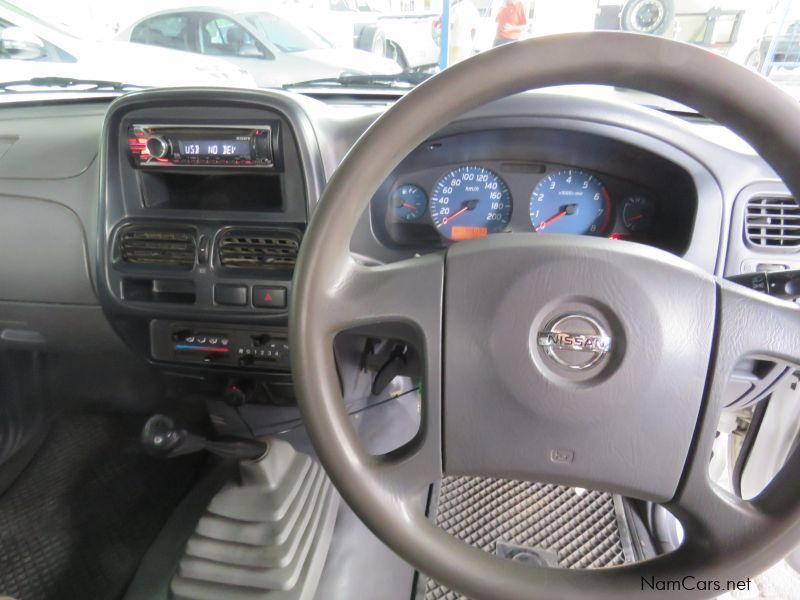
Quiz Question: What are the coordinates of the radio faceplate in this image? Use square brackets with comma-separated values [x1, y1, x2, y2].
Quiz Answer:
[127, 123, 277, 168]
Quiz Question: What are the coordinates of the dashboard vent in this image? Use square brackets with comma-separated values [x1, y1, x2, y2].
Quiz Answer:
[118, 225, 196, 268]
[745, 196, 800, 248]
[218, 229, 300, 270]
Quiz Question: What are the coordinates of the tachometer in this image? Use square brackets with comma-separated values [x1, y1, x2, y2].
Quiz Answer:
[529, 169, 611, 235]
[430, 165, 512, 241]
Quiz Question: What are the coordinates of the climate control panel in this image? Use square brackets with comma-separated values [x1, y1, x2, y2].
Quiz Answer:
[150, 320, 290, 370]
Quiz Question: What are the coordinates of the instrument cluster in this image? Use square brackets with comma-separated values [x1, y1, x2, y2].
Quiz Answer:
[383, 162, 664, 246]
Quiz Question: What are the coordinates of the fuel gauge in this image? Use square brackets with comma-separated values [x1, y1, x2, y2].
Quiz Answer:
[622, 195, 656, 233]
[392, 184, 428, 222]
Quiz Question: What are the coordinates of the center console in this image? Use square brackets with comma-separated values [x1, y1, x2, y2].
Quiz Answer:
[98, 89, 324, 396]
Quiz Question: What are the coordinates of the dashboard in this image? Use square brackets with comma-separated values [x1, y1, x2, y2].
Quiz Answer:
[371, 128, 696, 255]
[0, 86, 797, 399]
[2, 82, 800, 600]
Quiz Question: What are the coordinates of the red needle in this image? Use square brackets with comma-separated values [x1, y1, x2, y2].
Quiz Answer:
[442, 205, 470, 225]
[536, 210, 567, 232]
[401, 202, 416, 210]
[629, 214, 644, 222]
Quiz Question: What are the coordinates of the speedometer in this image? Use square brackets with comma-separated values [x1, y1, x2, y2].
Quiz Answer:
[529, 169, 611, 236]
[430, 165, 512, 241]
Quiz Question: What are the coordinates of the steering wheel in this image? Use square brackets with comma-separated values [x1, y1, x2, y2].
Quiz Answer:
[290, 32, 800, 599]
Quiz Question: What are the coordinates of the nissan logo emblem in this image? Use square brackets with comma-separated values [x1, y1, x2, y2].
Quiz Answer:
[537, 314, 612, 370]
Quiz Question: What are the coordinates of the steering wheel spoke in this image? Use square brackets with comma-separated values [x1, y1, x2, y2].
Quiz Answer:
[292, 251, 445, 507]
[715, 279, 800, 373]
[328, 255, 446, 499]
[662, 279, 800, 565]
[706, 281, 800, 521]
[320, 254, 444, 335]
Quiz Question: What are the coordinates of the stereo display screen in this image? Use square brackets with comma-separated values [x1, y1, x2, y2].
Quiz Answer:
[178, 139, 251, 157]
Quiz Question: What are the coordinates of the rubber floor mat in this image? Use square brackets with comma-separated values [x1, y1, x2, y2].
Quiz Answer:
[425, 477, 631, 600]
[0, 414, 203, 600]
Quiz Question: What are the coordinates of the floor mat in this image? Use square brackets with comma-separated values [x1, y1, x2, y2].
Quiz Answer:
[0, 414, 203, 600]
[425, 476, 631, 600]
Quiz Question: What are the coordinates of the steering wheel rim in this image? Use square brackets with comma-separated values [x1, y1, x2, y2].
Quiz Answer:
[290, 32, 800, 599]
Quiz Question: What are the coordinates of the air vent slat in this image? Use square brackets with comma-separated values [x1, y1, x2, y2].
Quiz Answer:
[747, 221, 800, 233]
[218, 229, 300, 271]
[746, 204, 800, 211]
[118, 225, 196, 268]
[744, 196, 800, 248]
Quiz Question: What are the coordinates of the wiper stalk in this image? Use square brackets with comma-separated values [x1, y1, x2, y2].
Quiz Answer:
[285, 70, 431, 90]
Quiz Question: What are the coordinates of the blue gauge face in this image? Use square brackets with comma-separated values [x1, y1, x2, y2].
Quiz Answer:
[529, 169, 611, 236]
[392, 184, 428, 222]
[430, 165, 512, 241]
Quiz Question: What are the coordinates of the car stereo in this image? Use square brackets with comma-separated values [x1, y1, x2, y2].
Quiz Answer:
[127, 123, 277, 168]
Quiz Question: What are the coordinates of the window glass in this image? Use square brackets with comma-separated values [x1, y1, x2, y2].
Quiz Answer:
[245, 12, 328, 53]
[200, 16, 259, 56]
[7, 0, 800, 99]
[0, 18, 12, 59]
[131, 14, 191, 51]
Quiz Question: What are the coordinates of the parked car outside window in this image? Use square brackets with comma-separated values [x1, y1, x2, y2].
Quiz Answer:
[119, 7, 401, 88]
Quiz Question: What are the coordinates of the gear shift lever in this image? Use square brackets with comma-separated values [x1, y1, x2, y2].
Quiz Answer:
[141, 414, 267, 461]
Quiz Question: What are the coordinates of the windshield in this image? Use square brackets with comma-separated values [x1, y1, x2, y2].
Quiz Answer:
[3, 0, 800, 103]
[245, 12, 330, 53]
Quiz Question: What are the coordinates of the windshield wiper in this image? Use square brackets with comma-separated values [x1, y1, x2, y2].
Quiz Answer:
[0, 77, 145, 93]
[284, 70, 431, 90]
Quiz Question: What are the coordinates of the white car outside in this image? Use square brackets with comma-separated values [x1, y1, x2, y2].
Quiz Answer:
[116, 5, 402, 89]
[280, 0, 440, 69]
[0, 3, 255, 88]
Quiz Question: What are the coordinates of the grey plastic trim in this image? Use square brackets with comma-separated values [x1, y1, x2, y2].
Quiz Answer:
[187, 469, 327, 568]
[171, 438, 339, 600]
[197, 465, 323, 547]
[207, 454, 312, 523]
[97, 87, 326, 327]
[0, 302, 126, 353]
[725, 181, 800, 276]
[0, 194, 96, 305]
[0, 102, 101, 180]
[0, 103, 104, 308]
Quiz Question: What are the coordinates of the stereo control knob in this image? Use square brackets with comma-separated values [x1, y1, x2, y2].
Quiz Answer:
[146, 136, 170, 159]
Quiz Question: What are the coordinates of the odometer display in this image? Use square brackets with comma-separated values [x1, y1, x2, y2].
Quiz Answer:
[530, 169, 611, 236]
[430, 165, 512, 240]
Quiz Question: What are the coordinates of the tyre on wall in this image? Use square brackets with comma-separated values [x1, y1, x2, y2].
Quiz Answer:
[620, 0, 675, 36]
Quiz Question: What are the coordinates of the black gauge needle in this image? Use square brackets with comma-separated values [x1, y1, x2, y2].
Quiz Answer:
[536, 203, 577, 232]
[442, 199, 478, 225]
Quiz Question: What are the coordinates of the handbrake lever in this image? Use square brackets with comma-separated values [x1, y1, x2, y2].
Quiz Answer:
[141, 414, 267, 461]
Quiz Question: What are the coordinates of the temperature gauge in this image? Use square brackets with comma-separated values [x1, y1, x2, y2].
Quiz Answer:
[392, 184, 428, 222]
[622, 195, 656, 233]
